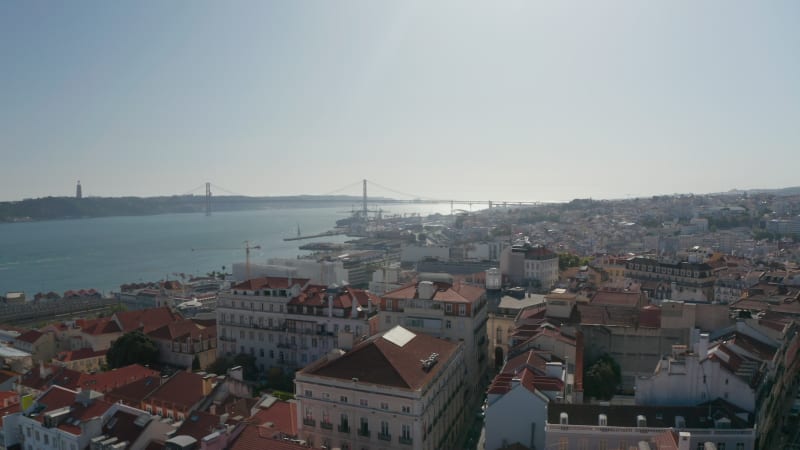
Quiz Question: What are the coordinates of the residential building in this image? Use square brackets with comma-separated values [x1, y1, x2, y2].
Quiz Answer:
[545, 400, 757, 450]
[216, 277, 379, 373]
[12, 330, 56, 364]
[634, 334, 770, 413]
[1, 385, 169, 450]
[488, 293, 545, 367]
[624, 256, 717, 302]
[484, 351, 566, 450]
[52, 348, 107, 373]
[295, 326, 466, 450]
[147, 318, 217, 370]
[379, 275, 489, 404]
[500, 242, 559, 289]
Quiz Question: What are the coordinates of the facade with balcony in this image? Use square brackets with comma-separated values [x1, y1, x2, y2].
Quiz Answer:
[378, 275, 489, 407]
[216, 277, 378, 373]
[295, 326, 466, 450]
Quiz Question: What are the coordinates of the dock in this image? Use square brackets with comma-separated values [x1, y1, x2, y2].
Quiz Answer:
[283, 230, 346, 241]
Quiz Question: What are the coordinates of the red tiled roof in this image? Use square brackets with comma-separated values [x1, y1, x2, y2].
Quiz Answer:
[289, 285, 379, 311]
[105, 375, 162, 406]
[232, 277, 309, 291]
[16, 329, 44, 344]
[57, 348, 107, 362]
[147, 319, 216, 342]
[303, 327, 460, 390]
[251, 400, 297, 436]
[147, 371, 208, 410]
[114, 307, 180, 334]
[590, 289, 642, 307]
[174, 411, 223, 441]
[383, 281, 485, 304]
[77, 317, 122, 335]
[74, 364, 159, 393]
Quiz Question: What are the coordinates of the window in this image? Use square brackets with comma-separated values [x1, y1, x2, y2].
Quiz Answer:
[446, 303, 453, 313]
[380, 402, 389, 410]
[717, 444, 725, 450]
[380, 420, 390, 436]
[459, 304, 466, 316]
[736, 444, 744, 450]
[386, 299, 392, 310]
[305, 390, 313, 397]
[402, 406, 411, 413]
[446, 320, 451, 329]
[360, 399, 368, 407]
[340, 395, 348, 403]
[401, 424, 411, 439]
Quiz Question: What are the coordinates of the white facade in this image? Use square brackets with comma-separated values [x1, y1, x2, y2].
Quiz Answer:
[484, 378, 549, 450]
[217, 278, 375, 373]
[635, 342, 757, 412]
[379, 279, 489, 403]
[295, 328, 466, 450]
[400, 244, 450, 263]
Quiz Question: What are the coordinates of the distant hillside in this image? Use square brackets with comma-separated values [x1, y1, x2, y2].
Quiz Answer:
[722, 186, 800, 196]
[0, 195, 384, 223]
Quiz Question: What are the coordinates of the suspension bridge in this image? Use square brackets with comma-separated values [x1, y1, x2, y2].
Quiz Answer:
[182, 179, 544, 216]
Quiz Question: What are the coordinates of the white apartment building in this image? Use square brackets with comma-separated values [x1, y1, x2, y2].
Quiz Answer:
[2, 385, 170, 450]
[295, 326, 466, 450]
[634, 335, 763, 413]
[378, 276, 489, 406]
[499, 243, 559, 289]
[217, 277, 379, 372]
[546, 402, 757, 450]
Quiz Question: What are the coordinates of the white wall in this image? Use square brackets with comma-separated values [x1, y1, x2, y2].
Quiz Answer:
[484, 385, 547, 450]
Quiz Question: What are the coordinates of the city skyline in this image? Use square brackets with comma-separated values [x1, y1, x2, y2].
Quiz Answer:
[2, 1, 799, 202]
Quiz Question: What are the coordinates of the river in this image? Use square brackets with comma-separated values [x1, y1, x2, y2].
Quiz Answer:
[0, 202, 455, 296]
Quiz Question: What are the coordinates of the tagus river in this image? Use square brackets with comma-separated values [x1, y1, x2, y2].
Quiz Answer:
[0, 203, 455, 296]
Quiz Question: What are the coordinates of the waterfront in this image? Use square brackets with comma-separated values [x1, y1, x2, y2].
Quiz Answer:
[0, 202, 455, 296]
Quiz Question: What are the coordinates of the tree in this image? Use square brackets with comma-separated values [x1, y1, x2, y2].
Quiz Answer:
[583, 354, 621, 400]
[106, 330, 159, 369]
[206, 353, 259, 381]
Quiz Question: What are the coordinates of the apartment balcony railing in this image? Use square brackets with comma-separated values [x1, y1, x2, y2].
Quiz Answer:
[378, 433, 391, 442]
[303, 418, 315, 427]
[399, 436, 413, 445]
[338, 424, 350, 433]
[357, 428, 370, 438]
[320, 422, 333, 430]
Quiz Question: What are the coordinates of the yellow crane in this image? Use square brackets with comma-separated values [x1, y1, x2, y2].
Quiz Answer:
[191, 240, 262, 280]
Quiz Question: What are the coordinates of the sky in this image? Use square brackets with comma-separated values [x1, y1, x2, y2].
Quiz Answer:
[1, 1, 798, 203]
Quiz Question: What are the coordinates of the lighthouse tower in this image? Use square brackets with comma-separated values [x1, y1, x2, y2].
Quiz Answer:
[76, 180, 82, 199]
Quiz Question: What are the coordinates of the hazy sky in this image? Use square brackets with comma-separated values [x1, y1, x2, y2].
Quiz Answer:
[1, 1, 798, 202]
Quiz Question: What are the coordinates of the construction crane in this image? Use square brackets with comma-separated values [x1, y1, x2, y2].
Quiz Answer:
[191, 240, 262, 280]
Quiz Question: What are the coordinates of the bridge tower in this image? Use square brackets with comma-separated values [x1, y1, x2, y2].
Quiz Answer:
[362, 179, 368, 219]
[205, 182, 212, 216]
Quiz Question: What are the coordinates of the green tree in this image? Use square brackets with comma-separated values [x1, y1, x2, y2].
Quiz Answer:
[583, 354, 621, 400]
[206, 353, 259, 381]
[106, 330, 159, 369]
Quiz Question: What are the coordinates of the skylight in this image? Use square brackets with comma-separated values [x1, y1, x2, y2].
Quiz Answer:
[383, 326, 416, 348]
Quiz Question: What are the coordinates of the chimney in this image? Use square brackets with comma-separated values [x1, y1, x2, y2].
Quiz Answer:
[202, 374, 215, 396]
[695, 333, 709, 358]
[39, 361, 51, 379]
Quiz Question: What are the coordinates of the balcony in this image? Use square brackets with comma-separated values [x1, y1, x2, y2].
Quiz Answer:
[357, 428, 370, 438]
[303, 418, 315, 427]
[338, 424, 350, 433]
[378, 433, 391, 442]
[399, 436, 413, 445]
[320, 422, 333, 430]
[218, 336, 236, 343]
